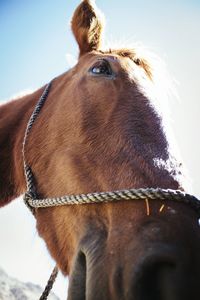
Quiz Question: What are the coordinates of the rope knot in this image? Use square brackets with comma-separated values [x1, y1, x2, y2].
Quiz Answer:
[23, 192, 36, 215]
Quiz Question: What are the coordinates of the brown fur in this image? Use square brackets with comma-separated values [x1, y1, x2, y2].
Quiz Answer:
[1, 1, 200, 299]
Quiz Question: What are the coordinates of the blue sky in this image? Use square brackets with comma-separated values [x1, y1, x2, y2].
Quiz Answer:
[1, 0, 200, 99]
[0, 1, 200, 299]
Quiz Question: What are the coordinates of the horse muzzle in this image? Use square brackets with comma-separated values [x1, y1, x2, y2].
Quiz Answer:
[68, 243, 200, 300]
[67, 211, 200, 300]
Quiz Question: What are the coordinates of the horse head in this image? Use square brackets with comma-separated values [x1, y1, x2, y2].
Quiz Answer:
[1, 1, 200, 299]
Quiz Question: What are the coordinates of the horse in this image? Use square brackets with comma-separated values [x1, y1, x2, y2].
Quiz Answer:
[1, 0, 200, 299]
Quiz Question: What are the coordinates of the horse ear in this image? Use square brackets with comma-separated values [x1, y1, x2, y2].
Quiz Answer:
[71, 0, 104, 56]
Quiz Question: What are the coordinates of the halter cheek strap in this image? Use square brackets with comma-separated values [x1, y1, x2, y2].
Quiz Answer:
[22, 81, 52, 211]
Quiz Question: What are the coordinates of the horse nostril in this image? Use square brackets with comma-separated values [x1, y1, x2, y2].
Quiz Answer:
[68, 251, 86, 300]
[135, 260, 176, 300]
[131, 249, 189, 300]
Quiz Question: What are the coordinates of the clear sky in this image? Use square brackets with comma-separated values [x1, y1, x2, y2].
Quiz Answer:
[0, 1, 200, 299]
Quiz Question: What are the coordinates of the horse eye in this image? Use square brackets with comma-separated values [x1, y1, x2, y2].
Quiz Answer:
[134, 58, 141, 66]
[90, 61, 112, 76]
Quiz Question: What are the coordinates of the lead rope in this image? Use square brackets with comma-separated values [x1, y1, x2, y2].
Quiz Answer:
[39, 266, 59, 300]
[22, 81, 58, 300]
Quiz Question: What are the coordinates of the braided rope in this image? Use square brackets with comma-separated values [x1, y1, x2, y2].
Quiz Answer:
[22, 82, 52, 193]
[39, 266, 58, 300]
[23, 187, 200, 215]
[21, 82, 200, 217]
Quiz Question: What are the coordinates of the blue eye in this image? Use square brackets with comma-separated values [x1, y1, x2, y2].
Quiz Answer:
[90, 60, 112, 76]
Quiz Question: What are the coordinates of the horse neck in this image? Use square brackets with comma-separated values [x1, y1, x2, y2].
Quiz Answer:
[0, 88, 44, 206]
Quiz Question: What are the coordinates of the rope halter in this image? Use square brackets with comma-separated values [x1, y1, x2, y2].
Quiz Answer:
[22, 81, 200, 299]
